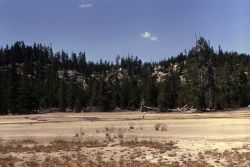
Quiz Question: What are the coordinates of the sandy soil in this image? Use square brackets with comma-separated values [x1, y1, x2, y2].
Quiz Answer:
[0, 109, 250, 166]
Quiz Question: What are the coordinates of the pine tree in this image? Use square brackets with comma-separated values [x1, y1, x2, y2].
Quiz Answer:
[168, 72, 180, 109]
[157, 71, 180, 111]
[238, 70, 248, 107]
[0, 69, 9, 114]
[98, 78, 111, 111]
[75, 97, 82, 112]
[158, 81, 168, 111]
[75, 87, 86, 112]
[89, 80, 99, 106]
[59, 79, 67, 112]
[120, 78, 130, 109]
[79, 52, 87, 73]
[17, 73, 37, 114]
[0, 71, 4, 114]
[128, 77, 140, 109]
[143, 76, 158, 107]
[112, 77, 121, 108]
[67, 80, 75, 111]
[8, 63, 19, 114]
[206, 65, 216, 110]
[188, 37, 215, 111]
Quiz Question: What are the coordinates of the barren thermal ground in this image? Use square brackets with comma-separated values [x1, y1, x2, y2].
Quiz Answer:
[0, 109, 250, 166]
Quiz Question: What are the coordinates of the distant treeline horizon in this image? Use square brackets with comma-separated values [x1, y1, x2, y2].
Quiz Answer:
[0, 37, 249, 115]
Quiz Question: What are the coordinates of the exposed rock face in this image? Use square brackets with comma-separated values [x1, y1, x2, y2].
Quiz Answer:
[153, 65, 167, 82]
[58, 70, 87, 88]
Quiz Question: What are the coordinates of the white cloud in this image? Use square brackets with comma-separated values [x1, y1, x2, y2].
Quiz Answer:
[79, 3, 93, 8]
[142, 32, 151, 38]
[150, 36, 158, 41]
[141, 32, 159, 41]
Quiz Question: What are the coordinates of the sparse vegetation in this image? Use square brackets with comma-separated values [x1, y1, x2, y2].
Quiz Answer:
[160, 124, 168, 131]
[129, 122, 135, 129]
[105, 127, 109, 131]
[155, 123, 167, 131]
[0, 138, 108, 154]
[105, 126, 115, 132]
[0, 156, 17, 167]
[105, 132, 112, 141]
[120, 140, 177, 152]
[118, 132, 124, 139]
[155, 123, 161, 131]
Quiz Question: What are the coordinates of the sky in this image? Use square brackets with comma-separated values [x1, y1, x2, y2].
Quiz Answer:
[0, 0, 249, 62]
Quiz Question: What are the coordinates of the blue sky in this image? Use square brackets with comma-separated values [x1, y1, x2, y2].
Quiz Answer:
[0, 0, 249, 62]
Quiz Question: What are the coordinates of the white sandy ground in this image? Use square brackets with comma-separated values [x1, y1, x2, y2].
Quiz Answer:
[0, 109, 250, 166]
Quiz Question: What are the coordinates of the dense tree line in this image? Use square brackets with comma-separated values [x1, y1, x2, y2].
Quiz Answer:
[0, 38, 249, 114]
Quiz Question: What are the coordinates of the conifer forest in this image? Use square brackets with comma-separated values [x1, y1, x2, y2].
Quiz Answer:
[0, 37, 249, 114]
